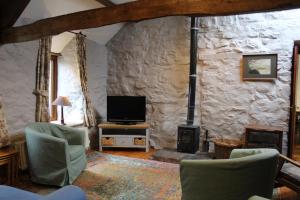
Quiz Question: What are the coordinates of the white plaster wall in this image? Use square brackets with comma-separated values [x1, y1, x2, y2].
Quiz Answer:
[86, 39, 107, 121]
[58, 38, 107, 124]
[0, 17, 107, 132]
[107, 17, 196, 148]
[0, 18, 38, 133]
[198, 10, 300, 153]
[58, 38, 84, 124]
[107, 10, 300, 150]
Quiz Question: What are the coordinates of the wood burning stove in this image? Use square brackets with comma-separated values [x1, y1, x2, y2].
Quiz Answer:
[177, 125, 200, 153]
[177, 17, 200, 154]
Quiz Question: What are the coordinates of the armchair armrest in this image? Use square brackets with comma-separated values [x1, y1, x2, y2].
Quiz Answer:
[279, 154, 300, 168]
[41, 185, 86, 200]
[276, 154, 300, 194]
[230, 148, 278, 159]
[58, 126, 85, 146]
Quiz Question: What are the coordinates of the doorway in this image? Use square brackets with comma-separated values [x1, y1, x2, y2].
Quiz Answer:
[289, 41, 300, 161]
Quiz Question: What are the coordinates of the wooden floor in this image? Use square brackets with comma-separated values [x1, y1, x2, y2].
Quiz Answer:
[294, 145, 300, 162]
[102, 148, 157, 160]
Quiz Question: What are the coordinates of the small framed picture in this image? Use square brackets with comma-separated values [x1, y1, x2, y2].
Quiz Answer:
[242, 54, 277, 81]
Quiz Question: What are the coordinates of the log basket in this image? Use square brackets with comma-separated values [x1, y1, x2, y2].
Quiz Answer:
[213, 138, 243, 159]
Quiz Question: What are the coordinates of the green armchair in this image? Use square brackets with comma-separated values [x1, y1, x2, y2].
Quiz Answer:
[180, 149, 279, 200]
[25, 122, 87, 186]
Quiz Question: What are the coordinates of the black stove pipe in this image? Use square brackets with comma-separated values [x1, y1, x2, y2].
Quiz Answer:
[187, 17, 199, 125]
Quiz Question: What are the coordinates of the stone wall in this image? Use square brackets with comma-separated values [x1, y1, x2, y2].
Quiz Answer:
[198, 10, 300, 153]
[58, 38, 108, 124]
[0, 18, 38, 133]
[58, 38, 84, 124]
[0, 28, 107, 132]
[107, 10, 300, 150]
[86, 39, 108, 121]
[107, 17, 194, 148]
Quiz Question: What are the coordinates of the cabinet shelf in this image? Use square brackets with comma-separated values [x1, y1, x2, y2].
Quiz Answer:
[98, 122, 150, 152]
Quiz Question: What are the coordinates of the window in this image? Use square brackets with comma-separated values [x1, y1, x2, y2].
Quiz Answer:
[48, 54, 58, 121]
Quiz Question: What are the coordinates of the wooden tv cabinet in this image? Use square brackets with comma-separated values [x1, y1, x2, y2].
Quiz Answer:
[98, 122, 150, 152]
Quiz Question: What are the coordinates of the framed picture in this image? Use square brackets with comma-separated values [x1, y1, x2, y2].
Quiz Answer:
[242, 54, 277, 81]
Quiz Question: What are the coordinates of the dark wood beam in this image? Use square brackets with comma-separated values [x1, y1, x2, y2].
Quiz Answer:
[0, 0, 30, 30]
[1, 0, 300, 44]
[95, 0, 116, 7]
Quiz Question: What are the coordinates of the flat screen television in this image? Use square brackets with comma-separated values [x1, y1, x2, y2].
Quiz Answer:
[107, 96, 146, 123]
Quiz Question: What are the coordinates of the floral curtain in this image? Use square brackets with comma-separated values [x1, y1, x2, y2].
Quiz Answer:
[76, 33, 97, 127]
[33, 37, 52, 122]
[0, 97, 10, 148]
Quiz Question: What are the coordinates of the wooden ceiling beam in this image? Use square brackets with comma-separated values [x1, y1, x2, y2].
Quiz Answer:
[95, 0, 116, 7]
[1, 0, 300, 44]
[0, 0, 30, 30]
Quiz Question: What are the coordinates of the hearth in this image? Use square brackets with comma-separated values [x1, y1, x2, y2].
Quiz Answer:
[177, 17, 200, 154]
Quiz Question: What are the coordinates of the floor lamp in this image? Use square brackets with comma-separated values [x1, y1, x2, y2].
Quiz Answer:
[52, 96, 72, 125]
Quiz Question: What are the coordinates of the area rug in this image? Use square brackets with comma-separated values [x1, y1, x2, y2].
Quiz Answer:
[74, 151, 181, 200]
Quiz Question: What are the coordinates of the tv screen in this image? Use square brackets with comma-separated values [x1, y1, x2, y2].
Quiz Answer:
[107, 96, 146, 123]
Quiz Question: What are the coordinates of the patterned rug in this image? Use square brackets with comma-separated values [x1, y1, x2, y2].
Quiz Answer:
[74, 152, 181, 200]
[19, 152, 297, 200]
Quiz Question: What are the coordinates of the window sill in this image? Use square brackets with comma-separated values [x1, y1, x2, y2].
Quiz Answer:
[50, 120, 84, 127]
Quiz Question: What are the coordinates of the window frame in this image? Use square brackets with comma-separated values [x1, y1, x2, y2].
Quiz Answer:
[49, 53, 59, 121]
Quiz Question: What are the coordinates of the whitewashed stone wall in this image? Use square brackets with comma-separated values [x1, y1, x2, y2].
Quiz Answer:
[0, 41, 38, 132]
[58, 38, 108, 124]
[107, 17, 196, 148]
[86, 39, 108, 121]
[198, 10, 300, 153]
[58, 38, 84, 124]
[107, 10, 300, 150]
[0, 18, 38, 133]
[0, 25, 107, 132]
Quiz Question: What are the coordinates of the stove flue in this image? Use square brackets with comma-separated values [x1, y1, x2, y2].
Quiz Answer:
[177, 17, 200, 154]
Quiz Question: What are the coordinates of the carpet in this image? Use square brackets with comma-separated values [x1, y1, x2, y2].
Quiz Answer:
[74, 151, 181, 200]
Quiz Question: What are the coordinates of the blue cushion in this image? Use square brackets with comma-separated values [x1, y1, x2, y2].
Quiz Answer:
[0, 185, 41, 200]
[0, 185, 86, 200]
[43, 185, 86, 200]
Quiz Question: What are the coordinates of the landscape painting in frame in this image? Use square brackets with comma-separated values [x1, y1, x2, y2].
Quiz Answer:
[242, 54, 277, 81]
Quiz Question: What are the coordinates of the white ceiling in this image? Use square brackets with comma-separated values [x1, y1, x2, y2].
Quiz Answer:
[19, 0, 135, 52]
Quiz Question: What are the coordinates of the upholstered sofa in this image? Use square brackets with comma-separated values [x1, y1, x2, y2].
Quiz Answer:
[180, 148, 279, 200]
[0, 185, 86, 200]
[25, 122, 87, 186]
